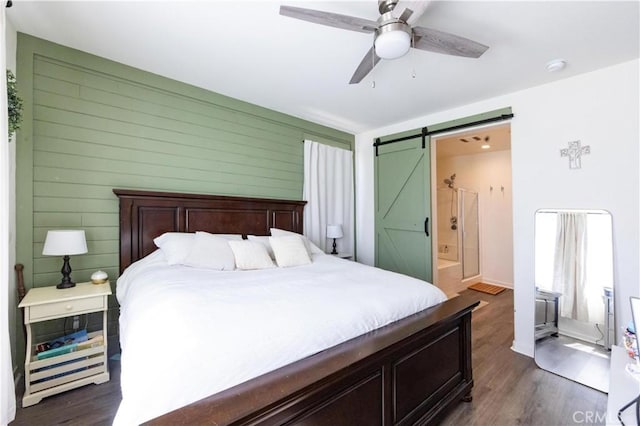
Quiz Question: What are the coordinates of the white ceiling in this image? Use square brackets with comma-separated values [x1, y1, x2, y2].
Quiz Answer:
[6, 1, 640, 134]
[436, 123, 511, 158]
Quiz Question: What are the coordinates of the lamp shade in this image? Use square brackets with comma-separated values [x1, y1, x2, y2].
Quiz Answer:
[42, 230, 88, 256]
[326, 224, 343, 239]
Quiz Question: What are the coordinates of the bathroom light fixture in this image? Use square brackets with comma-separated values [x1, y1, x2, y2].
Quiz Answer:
[480, 135, 491, 149]
[374, 22, 411, 59]
[546, 59, 567, 73]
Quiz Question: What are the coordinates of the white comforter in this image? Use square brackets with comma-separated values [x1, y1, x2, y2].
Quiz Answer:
[114, 251, 446, 425]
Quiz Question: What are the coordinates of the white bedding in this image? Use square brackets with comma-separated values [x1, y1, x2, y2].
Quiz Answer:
[114, 251, 446, 425]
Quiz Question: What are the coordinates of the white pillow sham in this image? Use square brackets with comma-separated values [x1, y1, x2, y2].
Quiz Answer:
[247, 235, 275, 259]
[211, 234, 244, 241]
[269, 235, 312, 267]
[153, 232, 243, 266]
[228, 240, 275, 270]
[153, 232, 194, 265]
[182, 232, 235, 270]
[270, 228, 324, 255]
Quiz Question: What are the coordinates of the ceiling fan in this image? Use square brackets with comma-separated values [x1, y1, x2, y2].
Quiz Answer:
[280, 0, 489, 84]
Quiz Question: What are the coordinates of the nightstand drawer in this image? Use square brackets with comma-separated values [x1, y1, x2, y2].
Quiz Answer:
[29, 296, 104, 321]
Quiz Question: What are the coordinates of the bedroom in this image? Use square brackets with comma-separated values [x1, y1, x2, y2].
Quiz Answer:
[1, 1, 639, 425]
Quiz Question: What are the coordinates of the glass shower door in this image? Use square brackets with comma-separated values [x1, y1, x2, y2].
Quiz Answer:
[460, 189, 479, 279]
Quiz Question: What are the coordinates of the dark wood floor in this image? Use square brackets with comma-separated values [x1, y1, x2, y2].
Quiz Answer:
[441, 289, 607, 425]
[11, 289, 607, 425]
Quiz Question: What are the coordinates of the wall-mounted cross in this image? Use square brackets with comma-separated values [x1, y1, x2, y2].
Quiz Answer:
[560, 140, 590, 169]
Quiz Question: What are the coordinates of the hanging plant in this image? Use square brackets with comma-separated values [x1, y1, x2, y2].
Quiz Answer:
[7, 69, 23, 137]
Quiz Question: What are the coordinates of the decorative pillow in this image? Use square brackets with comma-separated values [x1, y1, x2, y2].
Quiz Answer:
[182, 232, 235, 270]
[269, 235, 312, 268]
[210, 234, 243, 241]
[307, 240, 325, 255]
[153, 232, 195, 265]
[270, 228, 324, 255]
[247, 235, 275, 259]
[228, 240, 275, 270]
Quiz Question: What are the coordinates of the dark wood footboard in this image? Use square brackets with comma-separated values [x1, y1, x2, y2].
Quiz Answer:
[150, 295, 478, 426]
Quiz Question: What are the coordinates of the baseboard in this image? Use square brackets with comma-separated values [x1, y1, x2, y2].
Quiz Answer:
[511, 339, 534, 358]
[480, 279, 513, 289]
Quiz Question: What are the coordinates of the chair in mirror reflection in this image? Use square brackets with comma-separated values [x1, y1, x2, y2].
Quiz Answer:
[534, 209, 614, 393]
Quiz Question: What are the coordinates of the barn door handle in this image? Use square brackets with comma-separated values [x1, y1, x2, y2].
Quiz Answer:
[424, 217, 430, 237]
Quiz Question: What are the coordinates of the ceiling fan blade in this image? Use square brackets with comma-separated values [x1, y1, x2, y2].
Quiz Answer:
[279, 6, 377, 34]
[349, 47, 381, 84]
[412, 27, 488, 58]
[395, 1, 431, 25]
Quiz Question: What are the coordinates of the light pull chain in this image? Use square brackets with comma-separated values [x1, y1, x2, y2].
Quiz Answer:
[411, 31, 416, 79]
[371, 38, 376, 89]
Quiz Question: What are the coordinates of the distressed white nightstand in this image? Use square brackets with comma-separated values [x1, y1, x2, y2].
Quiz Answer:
[18, 281, 111, 407]
[331, 252, 353, 260]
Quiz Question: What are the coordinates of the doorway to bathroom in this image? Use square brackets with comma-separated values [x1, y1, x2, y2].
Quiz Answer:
[431, 123, 513, 297]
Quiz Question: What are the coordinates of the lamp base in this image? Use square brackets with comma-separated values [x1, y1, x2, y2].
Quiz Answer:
[56, 255, 76, 289]
[56, 281, 76, 289]
[331, 238, 338, 255]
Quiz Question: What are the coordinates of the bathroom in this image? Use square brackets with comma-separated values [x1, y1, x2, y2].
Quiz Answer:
[432, 124, 514, 296]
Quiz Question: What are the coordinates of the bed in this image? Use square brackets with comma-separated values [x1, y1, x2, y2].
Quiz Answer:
[113, 189, 479, 425]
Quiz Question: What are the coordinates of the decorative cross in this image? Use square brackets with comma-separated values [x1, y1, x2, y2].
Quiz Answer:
[560, 140, 590, 169]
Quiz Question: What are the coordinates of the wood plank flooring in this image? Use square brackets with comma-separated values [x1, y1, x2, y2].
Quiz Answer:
[11, 289, 607, 425]
[441, 289, 608, 425]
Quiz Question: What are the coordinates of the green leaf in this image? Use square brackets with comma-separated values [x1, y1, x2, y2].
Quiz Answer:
[7, 69, 23, 138]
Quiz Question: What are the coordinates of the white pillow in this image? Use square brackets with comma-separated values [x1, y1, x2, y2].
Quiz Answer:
[210, 234, 243, 241]
[270, 228, 324, 255]
[182, 232, 235, 270]
[247, 235, 275, 259]
[153, 232, 195, 265]
[269, 235, 312, 268]
[228, 240, 275, 270]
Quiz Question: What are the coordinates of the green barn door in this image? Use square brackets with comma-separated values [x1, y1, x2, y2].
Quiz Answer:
[374, 130, 432, 282]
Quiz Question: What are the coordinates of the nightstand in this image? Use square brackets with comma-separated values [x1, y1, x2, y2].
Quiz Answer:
[331, 252, 353, 260]
[18, 281, 112, 407]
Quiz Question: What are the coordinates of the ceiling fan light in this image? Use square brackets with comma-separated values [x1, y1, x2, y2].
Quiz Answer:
[375, 24, 411, 59]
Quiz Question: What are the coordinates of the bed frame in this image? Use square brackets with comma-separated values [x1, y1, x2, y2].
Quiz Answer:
[114, 189, 478, 426]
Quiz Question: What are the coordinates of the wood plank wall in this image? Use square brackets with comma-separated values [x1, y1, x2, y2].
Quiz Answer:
[15, 34, 353, 359]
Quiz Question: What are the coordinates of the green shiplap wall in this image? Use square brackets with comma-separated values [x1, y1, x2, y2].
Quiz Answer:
[15, 34, 353, 355]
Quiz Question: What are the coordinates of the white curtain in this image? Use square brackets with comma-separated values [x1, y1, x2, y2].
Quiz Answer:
[303, 140, 354, 255]
[552, 212, 588, 321]
[1, 6, 16, 425]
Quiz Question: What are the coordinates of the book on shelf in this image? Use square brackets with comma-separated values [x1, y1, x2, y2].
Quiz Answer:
[36, 335, 104, 360]
[35, 329, 88, 354]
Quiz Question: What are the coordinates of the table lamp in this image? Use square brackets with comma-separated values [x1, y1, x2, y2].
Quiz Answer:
[326, 224, 343, 255]
[42, 230, 88, 289]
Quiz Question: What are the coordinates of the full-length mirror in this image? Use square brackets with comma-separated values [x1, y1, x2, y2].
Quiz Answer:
[534, 209, 614, 392]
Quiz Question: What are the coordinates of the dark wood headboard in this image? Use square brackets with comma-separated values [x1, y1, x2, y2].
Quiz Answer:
[114, 189, 306, 273]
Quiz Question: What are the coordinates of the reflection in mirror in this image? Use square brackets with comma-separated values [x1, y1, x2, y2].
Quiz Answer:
[534, 209, 614, 393]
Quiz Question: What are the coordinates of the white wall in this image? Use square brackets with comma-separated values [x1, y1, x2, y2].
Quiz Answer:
[437, 148, 514, 287]
[355, 59, 639, 357]
[5, 17, 16, 373]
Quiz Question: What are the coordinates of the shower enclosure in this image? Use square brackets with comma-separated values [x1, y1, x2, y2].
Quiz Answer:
[436, 178, 480, 287]
[459, 189, 479, 279]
